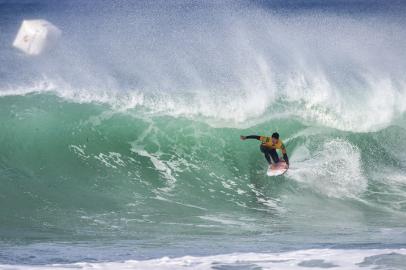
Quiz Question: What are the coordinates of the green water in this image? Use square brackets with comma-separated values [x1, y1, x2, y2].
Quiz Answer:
[1, 93, 405, 250]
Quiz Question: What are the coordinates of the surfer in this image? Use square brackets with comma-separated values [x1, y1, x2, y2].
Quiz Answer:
[240, 132, 289, 167]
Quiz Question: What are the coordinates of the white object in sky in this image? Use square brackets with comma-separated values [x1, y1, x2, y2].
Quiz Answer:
[13, 19, 61, 55]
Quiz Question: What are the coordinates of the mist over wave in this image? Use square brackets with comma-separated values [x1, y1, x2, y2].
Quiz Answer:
[1, 0, 406, 130]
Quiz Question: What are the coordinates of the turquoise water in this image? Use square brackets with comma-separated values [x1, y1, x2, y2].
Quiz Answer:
[1, 1, 406, 269]
[1, 93, 406, 266]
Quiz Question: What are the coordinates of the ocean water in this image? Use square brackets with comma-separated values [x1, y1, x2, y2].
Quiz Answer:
[1, 0, 406, 269]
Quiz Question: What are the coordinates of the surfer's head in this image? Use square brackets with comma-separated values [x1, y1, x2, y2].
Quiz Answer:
[271, 132, 279, 144]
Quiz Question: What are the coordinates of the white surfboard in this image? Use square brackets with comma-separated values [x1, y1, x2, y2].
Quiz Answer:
[267, 161, 288, 176]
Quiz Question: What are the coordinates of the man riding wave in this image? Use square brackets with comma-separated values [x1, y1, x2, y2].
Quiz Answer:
[240, 132, 289, 168]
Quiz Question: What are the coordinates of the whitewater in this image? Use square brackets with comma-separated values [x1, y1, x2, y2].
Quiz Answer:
[1, 0, 406, 269]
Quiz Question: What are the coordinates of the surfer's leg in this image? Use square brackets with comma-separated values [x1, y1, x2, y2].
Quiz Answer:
[260, 145, 272, 164]
[269, 149, 280, 163]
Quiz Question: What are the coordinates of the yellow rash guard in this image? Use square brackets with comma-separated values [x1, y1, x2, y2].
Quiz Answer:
[244, 134, 289, 165]
[259, 136, 287, 154]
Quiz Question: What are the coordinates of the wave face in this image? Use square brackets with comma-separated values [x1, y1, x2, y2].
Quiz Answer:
[1, 0, 406, 266]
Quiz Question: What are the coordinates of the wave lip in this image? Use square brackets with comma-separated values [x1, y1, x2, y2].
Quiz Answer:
[2, 0, 406, 132]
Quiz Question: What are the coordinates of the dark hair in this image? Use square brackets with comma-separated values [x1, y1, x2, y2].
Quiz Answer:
[271, 132, 279, 139]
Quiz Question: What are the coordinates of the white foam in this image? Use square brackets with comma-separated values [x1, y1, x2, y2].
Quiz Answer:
[0, 80, 55, 97]
[287, 139, 367, 198]
[68, 144, 90, 160]
[94, 152, 126, 169]
[132, 147, 177, 192]
[2, 6, 406, 132]
[2, 248, 405, 270]
[2, 69, 404, 132]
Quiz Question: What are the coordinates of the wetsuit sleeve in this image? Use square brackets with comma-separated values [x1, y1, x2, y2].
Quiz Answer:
[245, 135, 261, 140]
[283, 153, 289, 165]
[281, 143, 287, 154]
[281, 143, 289, 164]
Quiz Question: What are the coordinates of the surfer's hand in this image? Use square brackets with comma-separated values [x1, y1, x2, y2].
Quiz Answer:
[240, 135, 246, 140]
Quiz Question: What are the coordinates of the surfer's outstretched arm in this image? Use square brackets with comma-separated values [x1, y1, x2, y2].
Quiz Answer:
[240, 135, 261, 140]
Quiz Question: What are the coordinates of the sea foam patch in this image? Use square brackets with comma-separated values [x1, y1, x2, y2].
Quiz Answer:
[1, 248, 405, 270]
[288, 139, 367, 198]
